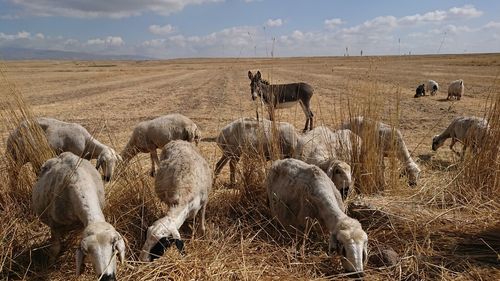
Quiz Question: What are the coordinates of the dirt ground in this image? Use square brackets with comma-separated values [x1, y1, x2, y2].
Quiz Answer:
[0, 54, 499, 280]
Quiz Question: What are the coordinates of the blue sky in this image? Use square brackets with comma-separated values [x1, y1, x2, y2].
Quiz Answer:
[0, 0, 499, 58]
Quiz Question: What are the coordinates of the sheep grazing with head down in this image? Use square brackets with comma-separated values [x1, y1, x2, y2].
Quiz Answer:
[6, 117, 121, 184]
[294, 126, 362, 197]
[447, 79, 464, 100]
[432, 116, 489, 158]
[266, 159, 368, 276]
[341, 116, 421, 187]
[140, 140, 212, 262]
[214, 117, 299, 184]
[32, 152, 125, 280]
[120, 114, 201, 177]
[414, 84, 426, 98]
[426, 80, 439, 96]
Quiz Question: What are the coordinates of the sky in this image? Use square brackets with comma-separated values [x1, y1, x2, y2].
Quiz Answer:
[0, 0, 499, 59]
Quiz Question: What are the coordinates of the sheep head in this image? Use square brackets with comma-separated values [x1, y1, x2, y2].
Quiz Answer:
[432, 135, 446, 151]
[405, 161, 421, 187]
[76, 222, 125, 280]
[326, 160, 353, 198]
[140, 219, 184, 262]
[329, 217, 368, 276]
[96, 148, 122, 182]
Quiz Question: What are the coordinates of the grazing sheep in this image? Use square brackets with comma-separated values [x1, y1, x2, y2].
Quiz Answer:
[447, 79, 464, 100]
[120, 114, 201, 177]
[266, 159, 368, 275]
[294, 126, 362, 197]
[214, 117, 299, 184]
[6, 117, 121, 184]
[140, 140, 212, 262]
[426, 80, 439, 96]
[432, 116, 489, 158]
[341, 116, 421, 187]
[414, 84, 426, 98]
[32, 152, 125, 279]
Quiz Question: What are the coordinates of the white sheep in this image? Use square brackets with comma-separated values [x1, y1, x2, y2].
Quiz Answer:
[447, 79, 464, 100]
[32, 152, 126, 279]
[120, 114, 201, 177]
[341, 116, 421, 187]
[214, 117, 299, 184]
[426, 80, 439, 96]
[294, 126, 362, 197]
[6, 117, 121, 183]
[266, 158, 368, 276]
[140, 140, 212, 262]
[432, 116, 489, 158]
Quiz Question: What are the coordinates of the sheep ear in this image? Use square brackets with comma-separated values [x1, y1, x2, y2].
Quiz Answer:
[175, 239, 185, 255]
[248, 71, 253, 80]
[75, 248, 85, 275]
[114, 236, 126, 264]
[328, 235, 339, 256]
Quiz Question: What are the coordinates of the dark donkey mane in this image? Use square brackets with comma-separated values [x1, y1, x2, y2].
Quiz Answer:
[248, 70, 314, 131]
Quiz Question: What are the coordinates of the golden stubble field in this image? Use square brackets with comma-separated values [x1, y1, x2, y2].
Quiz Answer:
[0, 54, 499, 280]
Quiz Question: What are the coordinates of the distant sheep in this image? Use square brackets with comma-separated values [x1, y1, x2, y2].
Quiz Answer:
[214, 117, 299, 184]
[341, 116, 421, 187]
[140, 140, 212, 262]
[447, 79, 464, 100]
[6, 117, 121, 184]
[32, 152, 125, 279]
[294, 126, 362, 197]
[426, 80, 439, 96]
[120, 114, 201, 177]
[414, 84, 425, 98]
[266, 159, 368, 276]
[432, 116, 489, 158]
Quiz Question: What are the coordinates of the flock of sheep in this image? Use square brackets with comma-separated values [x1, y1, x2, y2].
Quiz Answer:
[414, 79, 464, 100]
[5, 73, 490, 280]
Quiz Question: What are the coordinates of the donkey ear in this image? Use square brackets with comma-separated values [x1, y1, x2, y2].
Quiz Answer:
[255, 71, 261, 80]
[248, 71, 253, 80]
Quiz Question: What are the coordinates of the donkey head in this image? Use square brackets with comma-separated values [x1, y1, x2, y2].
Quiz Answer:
[248, 70, 263, 101]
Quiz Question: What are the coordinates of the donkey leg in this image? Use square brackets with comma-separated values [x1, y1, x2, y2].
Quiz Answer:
[299, 101, 314, 131]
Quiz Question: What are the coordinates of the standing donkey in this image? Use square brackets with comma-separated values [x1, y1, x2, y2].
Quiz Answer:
[248, 70, 314, 132]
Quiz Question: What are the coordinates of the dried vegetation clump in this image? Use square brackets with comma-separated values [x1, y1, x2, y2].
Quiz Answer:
[0, 57, 499, 280]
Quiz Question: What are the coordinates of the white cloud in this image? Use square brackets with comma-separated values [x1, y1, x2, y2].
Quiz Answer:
[399, 5, 482, 26]
[9, 0, 223, 18]
[0, 31, 31, 40]
[266, 18, 283, 27]
[484, 21, 500, 29]
[324, 18, 344, 30]
[86, 36, 124, 46]
[149, 24, 175, 35]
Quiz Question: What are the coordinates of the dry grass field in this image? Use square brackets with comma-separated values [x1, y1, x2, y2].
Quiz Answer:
[1, 54, 499, 280]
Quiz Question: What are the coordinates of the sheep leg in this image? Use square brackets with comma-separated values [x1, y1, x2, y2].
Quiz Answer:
[48, 229, 62, 264]
[214, 154, 229, 177]
[149, 150, 160, 177]
[449, 138, 462, 157]
[199, 202, 207, 235]
[229, 156, 240, 185]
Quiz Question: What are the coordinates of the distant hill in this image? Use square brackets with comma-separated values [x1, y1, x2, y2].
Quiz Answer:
[0, 47, 154, 60]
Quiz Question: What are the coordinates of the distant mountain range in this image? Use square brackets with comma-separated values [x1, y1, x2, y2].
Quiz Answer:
[0, 47, 154, 60]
